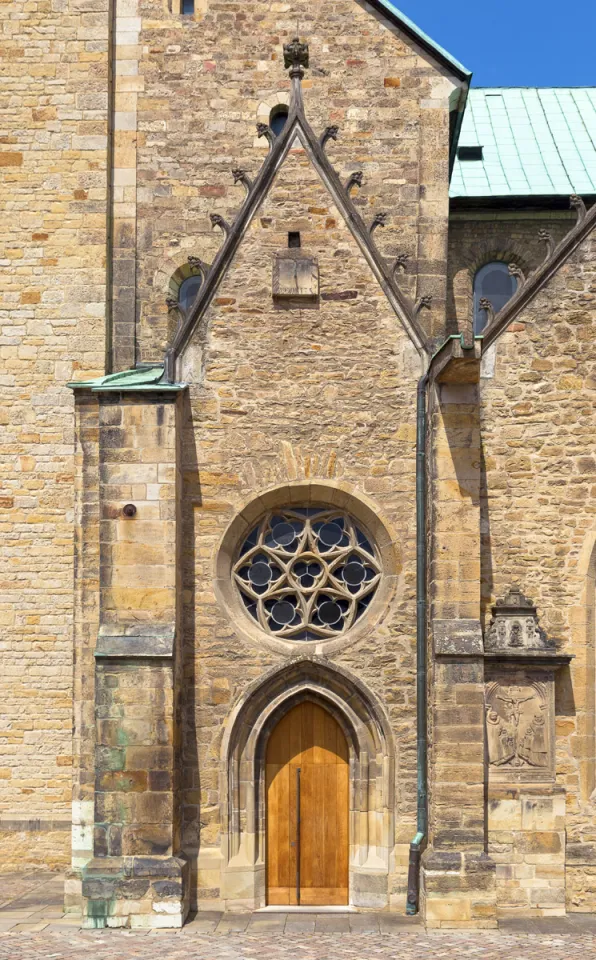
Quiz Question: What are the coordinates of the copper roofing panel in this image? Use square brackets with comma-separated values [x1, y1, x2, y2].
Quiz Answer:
[451, 88, 596, 198]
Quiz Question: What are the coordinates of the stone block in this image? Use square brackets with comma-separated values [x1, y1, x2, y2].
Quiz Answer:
[433, 619, 483, 655]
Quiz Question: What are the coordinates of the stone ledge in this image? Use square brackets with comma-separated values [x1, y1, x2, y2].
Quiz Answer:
[95, 624, 175, 658]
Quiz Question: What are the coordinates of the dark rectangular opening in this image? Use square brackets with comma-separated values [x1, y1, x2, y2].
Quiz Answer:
[457, 146, 483, 162]
[288, 232, 301, 249]
[181, 0, 194, 13]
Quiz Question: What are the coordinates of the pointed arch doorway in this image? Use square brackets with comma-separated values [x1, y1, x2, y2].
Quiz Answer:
[266, 701, 349, 906]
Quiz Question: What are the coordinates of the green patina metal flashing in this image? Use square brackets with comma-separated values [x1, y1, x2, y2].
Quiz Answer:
[451, 87, 596, 199]
[67, 365, 186, 393]
[373, 1, 471, 176]
[430, 333, 484, 360]
[379, 0, 471, 80]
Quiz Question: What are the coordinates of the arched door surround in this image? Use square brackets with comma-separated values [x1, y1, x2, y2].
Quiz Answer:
[220, 658, 395, 910]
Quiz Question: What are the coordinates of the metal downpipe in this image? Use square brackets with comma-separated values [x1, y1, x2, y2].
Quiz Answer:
[406, 372, 429, 915]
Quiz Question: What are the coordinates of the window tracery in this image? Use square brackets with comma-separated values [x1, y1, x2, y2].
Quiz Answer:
[233, 506, 381, 641]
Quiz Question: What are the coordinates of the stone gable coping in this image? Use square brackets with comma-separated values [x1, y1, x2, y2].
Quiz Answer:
[481, 197, 596, 350]
[164, 40, 430, 381]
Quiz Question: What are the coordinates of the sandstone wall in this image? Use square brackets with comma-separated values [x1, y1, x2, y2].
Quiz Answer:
[0, 0, 108, 864]
[447, 212, 573, 336]
[478, 227, 596, 911]
[177, 143, 424, 906]
[132, 0, 460, 359]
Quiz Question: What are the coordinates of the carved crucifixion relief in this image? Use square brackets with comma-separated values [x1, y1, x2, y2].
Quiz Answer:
[485, 675, 553, 781]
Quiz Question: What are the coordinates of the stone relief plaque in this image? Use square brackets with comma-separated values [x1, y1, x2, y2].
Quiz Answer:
[273, 255, 319, 300]
[485, 669, 555, 782]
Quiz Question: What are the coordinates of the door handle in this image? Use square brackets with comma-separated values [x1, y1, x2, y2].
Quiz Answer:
[296, 767, 301, 905]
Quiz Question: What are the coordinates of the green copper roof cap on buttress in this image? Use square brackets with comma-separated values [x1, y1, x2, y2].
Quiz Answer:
[67, 365, 186, 392]
[451, 88, 596, 198]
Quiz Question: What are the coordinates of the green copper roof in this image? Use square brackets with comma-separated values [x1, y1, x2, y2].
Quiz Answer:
[451, 88, 596, 198]
[378, 0, 471, 79]
[67, 365, 185, 392]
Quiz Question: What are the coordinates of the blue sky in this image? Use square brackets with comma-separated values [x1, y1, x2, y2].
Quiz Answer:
[393, 0, 596, 87]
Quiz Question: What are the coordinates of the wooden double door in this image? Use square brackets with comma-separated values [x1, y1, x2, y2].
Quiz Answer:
[266, 701, 349, 906]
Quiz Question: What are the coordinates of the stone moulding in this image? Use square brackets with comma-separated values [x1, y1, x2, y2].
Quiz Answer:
[213, 480, 400, 659]
[164, 39, 429, 382]
[95, 625, 176, 658]
[219, 657, 395, 910]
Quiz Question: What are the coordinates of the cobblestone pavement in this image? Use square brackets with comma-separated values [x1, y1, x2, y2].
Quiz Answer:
[3, 873, 596, 959]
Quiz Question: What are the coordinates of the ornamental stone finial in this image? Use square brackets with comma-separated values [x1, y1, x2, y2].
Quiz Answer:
[283, 37, 309, 79]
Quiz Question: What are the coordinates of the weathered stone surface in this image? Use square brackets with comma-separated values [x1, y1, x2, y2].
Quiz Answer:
[5, 0, 596, 930]
[433, 619, 483, 655]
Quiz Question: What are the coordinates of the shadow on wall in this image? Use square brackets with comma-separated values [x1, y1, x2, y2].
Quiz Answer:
[179, 390, 201, 907]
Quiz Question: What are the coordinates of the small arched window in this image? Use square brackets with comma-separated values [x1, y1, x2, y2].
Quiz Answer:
[473, 262, 517, 334]
[178, 274, 202, 313]
[270, 105, 289, 137]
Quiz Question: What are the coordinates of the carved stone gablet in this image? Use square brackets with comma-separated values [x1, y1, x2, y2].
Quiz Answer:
[485, 586, 554, 653]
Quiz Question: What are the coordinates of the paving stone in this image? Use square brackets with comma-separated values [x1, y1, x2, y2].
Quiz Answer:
[348, 913, 380, 933]
[283, 914, 317, 934]
[1, 874, 596, 960]
[215, 915, 252, 933]
[314, 915, 351, 933]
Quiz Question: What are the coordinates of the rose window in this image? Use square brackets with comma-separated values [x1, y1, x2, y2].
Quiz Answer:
[233, 507, 381, 641]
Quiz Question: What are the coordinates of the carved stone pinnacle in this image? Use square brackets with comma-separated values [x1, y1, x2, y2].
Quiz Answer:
[210, 213, 230, 238]
[283, 37, 309, 79]
[508, 262, 525, 287]
[479, 297, 495, 324]
[256, 123, 276, 149]
[537, 228, 555, 262]
[232, 168, 253, 194]
[344, 171, 363, 194]
[570, 193, 586, 223]
[320, 125, 339, 151]
[414, 295, 432, 316]
[369, 212, 388, 235]
[393, 253, 411, 274]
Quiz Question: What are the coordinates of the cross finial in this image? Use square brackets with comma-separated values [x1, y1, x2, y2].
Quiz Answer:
[283, 37, 309, 80]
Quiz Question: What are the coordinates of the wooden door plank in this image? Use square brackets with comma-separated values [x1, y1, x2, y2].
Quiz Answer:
[336, 760, 349, 895]
[266, 700, 349, 907]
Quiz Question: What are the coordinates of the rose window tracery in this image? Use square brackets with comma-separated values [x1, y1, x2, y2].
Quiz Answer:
[233, 507, 381, 641]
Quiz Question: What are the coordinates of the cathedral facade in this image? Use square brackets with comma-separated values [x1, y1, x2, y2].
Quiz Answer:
[3, 0, 596, 929]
